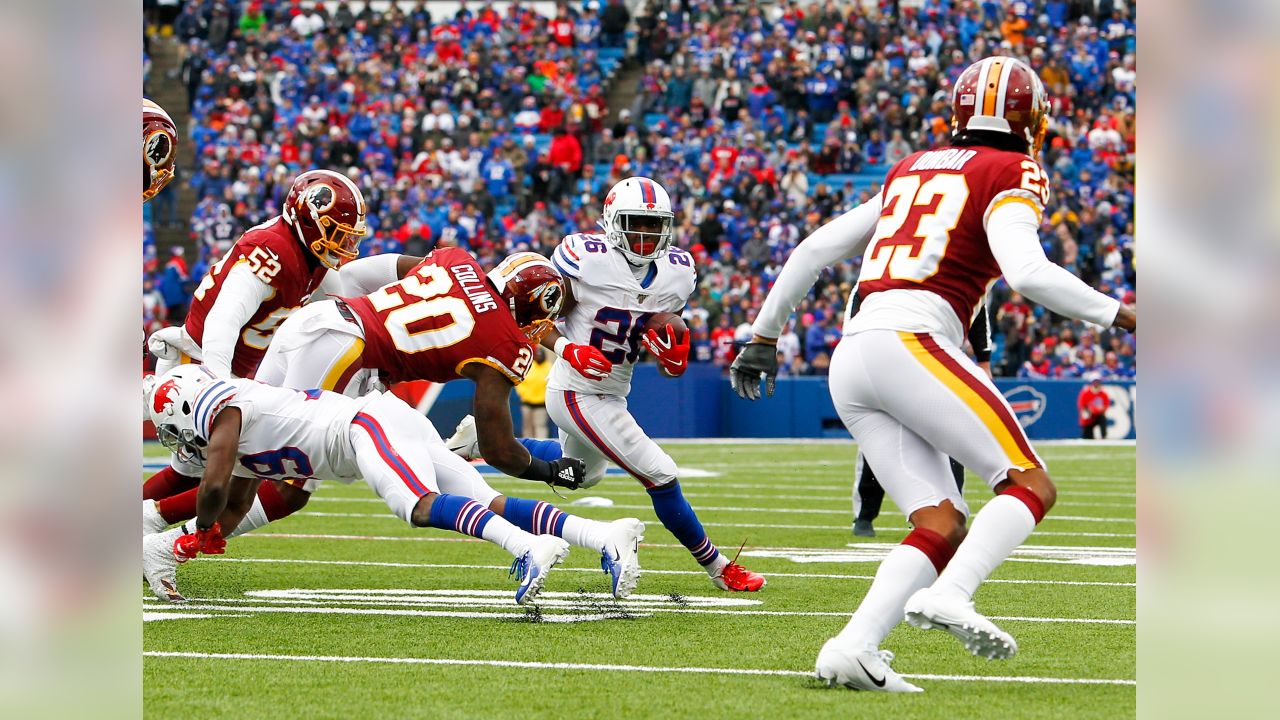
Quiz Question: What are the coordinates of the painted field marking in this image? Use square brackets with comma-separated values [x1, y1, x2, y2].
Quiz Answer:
[199, 557, 1136, 587]
[286, 512, 1136, 540]
[141, 651, 1136, 686]
[745, 544, 1134, 567]
[141, 588, 1133, 625]
[239, 532, 1137, 559]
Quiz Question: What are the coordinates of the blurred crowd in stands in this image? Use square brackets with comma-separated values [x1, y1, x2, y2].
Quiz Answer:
[144, 0, 1136, 380]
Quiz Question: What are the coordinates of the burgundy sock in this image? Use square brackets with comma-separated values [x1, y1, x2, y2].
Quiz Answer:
[257, 482, 298, 522]
[999, 484, 1047, 524]
[156, 486, 199, 524]
[901, 527, 958, 574]
[142, 466, 200, 501]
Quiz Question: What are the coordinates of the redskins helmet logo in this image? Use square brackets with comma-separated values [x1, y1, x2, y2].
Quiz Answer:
[152, 379, 180, 416]
[145, 130, 174, 167]
[533, 282, 564, 316]
[303, 184, 336, 214]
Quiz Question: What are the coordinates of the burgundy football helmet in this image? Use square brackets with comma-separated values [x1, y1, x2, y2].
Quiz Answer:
[282, 169, 368, 269]
[487, 252, 565, 343]
[143, 98, 178, 202]
[951, 56, 1050, 155]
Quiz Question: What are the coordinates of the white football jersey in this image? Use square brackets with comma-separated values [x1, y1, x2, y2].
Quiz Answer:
[548, 233, 696, 397]
[193, 379, 370, 483]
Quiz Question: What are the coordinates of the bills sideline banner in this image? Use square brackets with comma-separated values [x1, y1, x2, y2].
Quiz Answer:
[419, 366, 1137, 441]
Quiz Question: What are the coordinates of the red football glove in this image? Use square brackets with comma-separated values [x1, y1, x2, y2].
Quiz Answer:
[173, 522, 226, 563]
[562, 342, 613, 381]
[642, 324, 690, 377]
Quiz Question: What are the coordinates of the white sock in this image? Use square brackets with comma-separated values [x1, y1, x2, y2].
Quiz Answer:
[834, 544, 938, 649]
[931, 494, 1036, 600]
[479, 514, 536, 558]
[226, 497, 271, 539]
[558, 515, 611, 552]
[705, 553, 728, 577]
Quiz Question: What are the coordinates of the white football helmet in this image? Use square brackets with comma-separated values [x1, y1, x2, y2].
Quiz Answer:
[147, 365, 217, 467]
[600, 176, 675, 264]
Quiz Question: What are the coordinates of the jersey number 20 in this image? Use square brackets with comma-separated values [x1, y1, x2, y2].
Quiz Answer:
[367, 264, 475, 353]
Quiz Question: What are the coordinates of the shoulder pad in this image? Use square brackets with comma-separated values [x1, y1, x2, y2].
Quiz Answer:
[553, 233, 609, 280]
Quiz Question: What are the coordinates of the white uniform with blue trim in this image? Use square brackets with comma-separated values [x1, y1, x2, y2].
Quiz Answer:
[191, 380, 501, 523]
[545, 233, 696, 488]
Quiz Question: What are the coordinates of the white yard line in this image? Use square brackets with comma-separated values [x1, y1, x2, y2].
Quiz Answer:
[240, 532, 1138, 558]
[201, 557, 1136, 587]
[141, 595, 1133, 625]
[289, 512, 1136, 539]
[141, 651, 1135, 686]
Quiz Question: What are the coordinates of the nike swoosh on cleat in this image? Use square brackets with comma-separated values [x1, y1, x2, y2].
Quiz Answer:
[856, 659, 886, 687]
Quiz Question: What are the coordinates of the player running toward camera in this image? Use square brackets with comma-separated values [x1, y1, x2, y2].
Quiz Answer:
[449, 177, 766, 592]
[142, 170, 405, 554]
[731, 57, 1135, 691]
[145, 249, 645, 600]
[143, 366, 570, 606]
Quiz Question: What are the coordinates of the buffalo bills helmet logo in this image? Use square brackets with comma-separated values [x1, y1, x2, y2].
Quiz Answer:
[1003, 385, 1047, 428]
[152, 379, 181, 416]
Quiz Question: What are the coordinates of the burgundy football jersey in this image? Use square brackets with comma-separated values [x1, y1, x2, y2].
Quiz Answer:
[344, 247, 534, 385]
[856, 145, 1050, 332]
[185, 216, 326, 378]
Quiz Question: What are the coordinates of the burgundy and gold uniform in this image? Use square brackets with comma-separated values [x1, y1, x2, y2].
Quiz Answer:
[344, 247, 534, 385]
[854, 144, 1050, 341]
[185, 217, 326, 378]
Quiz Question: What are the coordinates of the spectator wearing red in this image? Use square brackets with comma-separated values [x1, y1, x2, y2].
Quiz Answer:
[1078, 374, 1111, 440]
[551, 7, 575, 46]
[549, 126, 583, 176]
[539, 101, 566, 133]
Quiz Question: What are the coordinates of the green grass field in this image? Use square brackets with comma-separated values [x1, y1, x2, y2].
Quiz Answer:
[143, 441, 1135, 719]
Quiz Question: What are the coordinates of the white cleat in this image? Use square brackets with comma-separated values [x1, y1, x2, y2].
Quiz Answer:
[600, 518, 644, 599]
[815, 639, 922, 693]
[445, 414, 480, 460]
[143, 529, 186, 603]
[904, 587, 1018, 660]
[143, 499, 168, 536]
[512, 535, 570, 605]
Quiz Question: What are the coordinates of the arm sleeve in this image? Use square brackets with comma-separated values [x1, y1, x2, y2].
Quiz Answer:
[752, 192, 883, 339]
[202, 263, 273, 378]
[968, 302, 993, 362]
[986, 201, 1121, 329]
[332, 253, 402, 296]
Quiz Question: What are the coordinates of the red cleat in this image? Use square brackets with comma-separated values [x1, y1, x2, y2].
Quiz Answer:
[712, 561, 766, 592]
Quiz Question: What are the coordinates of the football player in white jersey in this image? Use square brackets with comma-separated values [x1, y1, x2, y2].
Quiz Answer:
[449, 177, 766, 592]
[143, 365, 570, 606]
[731, 57, 1136, 690]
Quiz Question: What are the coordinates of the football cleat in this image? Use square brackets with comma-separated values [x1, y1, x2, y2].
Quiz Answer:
[511, 535, 570, 605]
[143, 499, 169, 535]
[852, 519, 876, 538]
[815, 639, 923, 693]
[600, 518, 644, 599]
[445, 414, 480, 460]
[904, 587, 1018, 660]
[143, 529, 186, 603]
[711, 561, 766, 592]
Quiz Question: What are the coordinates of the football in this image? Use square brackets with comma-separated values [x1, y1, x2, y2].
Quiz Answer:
[644, 311, 687, 339]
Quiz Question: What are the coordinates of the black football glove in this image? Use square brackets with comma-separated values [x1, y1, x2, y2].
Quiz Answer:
[547, 457, 587, 490]
[520, 455, 587, 490]
[729, 342, 779, 401]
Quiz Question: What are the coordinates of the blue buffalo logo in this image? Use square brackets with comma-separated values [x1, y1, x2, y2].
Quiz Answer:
[1003, 385, 1047, 428]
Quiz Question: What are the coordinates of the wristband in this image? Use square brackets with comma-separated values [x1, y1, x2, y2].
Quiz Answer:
[518, 456, 553, 483]
[552, 336, 570, 357]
